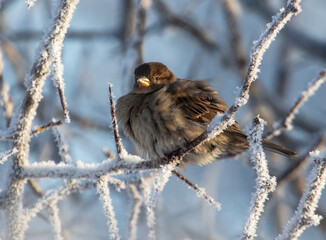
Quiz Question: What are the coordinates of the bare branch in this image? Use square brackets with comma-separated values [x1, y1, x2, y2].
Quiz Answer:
[27, 179, 44, 197]
[31, 120, 62, 136]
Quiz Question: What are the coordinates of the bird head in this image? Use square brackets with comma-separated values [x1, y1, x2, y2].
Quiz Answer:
[132, 62, 177, 93]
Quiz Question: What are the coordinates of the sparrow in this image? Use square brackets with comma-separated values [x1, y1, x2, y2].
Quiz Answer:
[116, 62, 296, 166]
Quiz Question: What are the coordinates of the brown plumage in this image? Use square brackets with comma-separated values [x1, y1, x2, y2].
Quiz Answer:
[116, 62, 297, 166]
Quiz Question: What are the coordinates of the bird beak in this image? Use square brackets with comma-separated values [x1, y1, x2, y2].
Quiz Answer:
[136, 77, 150, 87]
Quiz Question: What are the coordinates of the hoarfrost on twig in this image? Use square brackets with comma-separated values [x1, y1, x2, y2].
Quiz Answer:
[97, 175, 121, 240]
[265, 70, 326, 139]
[237, 116, 276, 240]
[0, 148, 17, 165]
[47, 201, 63, 240]
[5, 0, 79, 239]
[109, 84, 123, 160]
[172, 170, 221, 211]
[277, 150, 326, 240]
[52, 124, 72, 164]
[128, 184, 142, 240]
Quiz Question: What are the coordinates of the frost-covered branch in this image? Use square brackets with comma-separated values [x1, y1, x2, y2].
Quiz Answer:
[238, 116, 276, 240]
[128, 184, 142, 240]
[277, 151, 326, 240]
[109, 84, 123, 160]
[0, 148, 17, 165]
[4, 0, 79, 239]
[265, 70, 326, 139]
[0, 48, 14, 126]
[47, 201, 63, 240]
[97, 175, 121, 240]
[172, 170, 221, 211]
[24, 180, 94, 222]
[160, 0, 302, 167]
[52, 124, 72, 164]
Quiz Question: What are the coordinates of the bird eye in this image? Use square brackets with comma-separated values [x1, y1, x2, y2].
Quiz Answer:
[155, 77, 160, 80]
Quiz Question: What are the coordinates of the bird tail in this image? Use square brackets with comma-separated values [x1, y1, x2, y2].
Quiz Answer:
[262, 140, 297, 158]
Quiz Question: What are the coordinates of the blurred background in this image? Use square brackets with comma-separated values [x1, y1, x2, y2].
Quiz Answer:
[0, 0, 326, 239]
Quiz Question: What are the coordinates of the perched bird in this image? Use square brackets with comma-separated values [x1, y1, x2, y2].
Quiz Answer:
[116, 62, 296, 166]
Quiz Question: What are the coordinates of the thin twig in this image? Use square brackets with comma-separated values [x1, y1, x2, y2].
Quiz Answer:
[172, 170, 221, 210]
[0, 148, 17, 165]
[52, 124, 72, 164]
[27, 179, 44, 197]
[162, 0, 302, 168]
[31, 120, 62, 136]
[24, 180, 95, 222]
[265, 70, 326, 139]
[109, 84, 123, 160]
[4, 0, 79, 239]
[277, 151, 326, 239]
[238, 116, 276, 240]
[128, 184, 142, 240]
[57, 87, 70, 123]
[241, 0, 326, 61]
[0, 48, 14, 126]
[97, 175, 121, 240]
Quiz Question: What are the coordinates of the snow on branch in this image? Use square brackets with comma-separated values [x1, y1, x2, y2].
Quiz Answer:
[128, 184, 142, 240]
[52, 124, 72, 164]
[97, 175, 121, 240]
[26, 0, 39, 9]
[0, 148, 17, 165]
[50, 42, 70, 123]
[277, 150, 326, 240]
[48, 0, 79, 123]
[265, 70, 326, 139]
[158, 0, 302, 168]
[237, 116, 276, 240]
[47, 201, 63, 240]
[0, 48, 14, 126]
[5, 1, 80, 239]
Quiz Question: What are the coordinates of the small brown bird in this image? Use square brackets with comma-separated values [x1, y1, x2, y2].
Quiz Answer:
[116, 62, 296, 166]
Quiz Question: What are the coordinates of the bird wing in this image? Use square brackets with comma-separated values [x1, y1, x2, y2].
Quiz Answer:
[167, 79, 228, 124]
